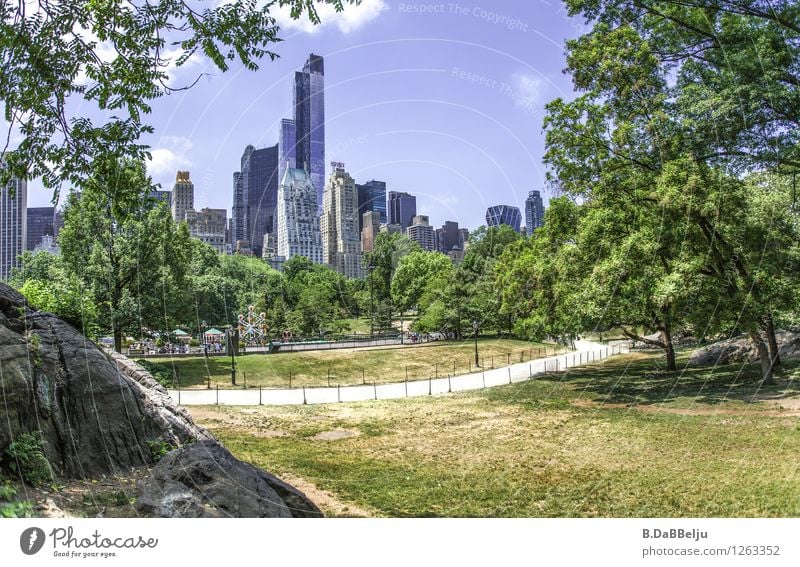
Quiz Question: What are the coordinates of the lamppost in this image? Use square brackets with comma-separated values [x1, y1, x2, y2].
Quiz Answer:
[228, 326, 237, 386]
[201, 320, 210, 389]
[473, 320, 480, 368]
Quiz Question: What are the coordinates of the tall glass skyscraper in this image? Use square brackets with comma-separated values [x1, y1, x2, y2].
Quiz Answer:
[356, 180, 387, 230]
[294, 54, 325, 208]
[525, 190, 545, 236]
[279, 118, 296, 184]
[388, 191, 417, 232]
[26, 206, 55, 251]
[485, 205, 522, 233]
[0, 169, 26, 281]
[232, 143, 280, 257]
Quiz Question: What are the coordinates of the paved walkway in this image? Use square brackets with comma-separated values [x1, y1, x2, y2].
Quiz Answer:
[168, 341, 628, 406]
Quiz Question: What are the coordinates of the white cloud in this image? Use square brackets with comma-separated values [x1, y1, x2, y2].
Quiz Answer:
[147, 136, 193, 184]
[275, 0, 388, 34]
[512, 73, 545, 111]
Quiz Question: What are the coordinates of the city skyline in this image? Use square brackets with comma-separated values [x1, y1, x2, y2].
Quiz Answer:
[21, 1, 576, 230]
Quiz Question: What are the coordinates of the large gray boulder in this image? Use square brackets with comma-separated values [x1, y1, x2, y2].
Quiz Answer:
[135, 441, 323, 518]
[689, 331, 800, 366]
[0, 282, 210, 478]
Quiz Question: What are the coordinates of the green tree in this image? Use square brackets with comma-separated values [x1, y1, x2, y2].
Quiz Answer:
[543, 4, 800, 381]
[58, 158, 191, 351]
[391, 250, 454, 314]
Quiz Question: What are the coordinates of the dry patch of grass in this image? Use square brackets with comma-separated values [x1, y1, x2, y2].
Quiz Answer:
[193, 352, 800, 517]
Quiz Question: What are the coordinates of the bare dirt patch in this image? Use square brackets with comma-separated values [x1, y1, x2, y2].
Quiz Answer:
[277, 473, 374, 517]
[312, 429, 360, 441]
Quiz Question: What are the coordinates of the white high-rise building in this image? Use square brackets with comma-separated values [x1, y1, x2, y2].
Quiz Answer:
[0, 162, 26, 281]
[321, 163, 362, 279]
[276, 168, 323, 264]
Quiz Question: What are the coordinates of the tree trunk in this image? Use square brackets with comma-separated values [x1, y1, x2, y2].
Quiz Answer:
[749, 330, 774, 385]
[764, 314, 781, 368]
[661, 328, 676, 372]
[114, 327, 123, 354]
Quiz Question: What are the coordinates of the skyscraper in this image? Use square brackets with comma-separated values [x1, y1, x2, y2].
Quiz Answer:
[185, 208, 227, 253]
[357, 180, 387, 230]
[434, 220, 461, 253]
[486, 205, 522, 233]
[0, 170, 26, 281]
[525, 190, 545, 236]
[388, 191, 417, 232]
[232, 144, 280, 257]
[231, 171, 245, 244]
[279, 118, 297, 184]
[26, 206, 55, 251]
[276, 168, 323, 264]
[321, 163, 362, 279]
[406, 215, 435, 251]
[361, 210, 381, 253]
[171, 171, 194, 224]
[294, 54, 325, 208]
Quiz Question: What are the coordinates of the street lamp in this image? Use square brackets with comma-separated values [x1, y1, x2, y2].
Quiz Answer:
[228, 326, 237, 386]
[472, 320, 480, 368]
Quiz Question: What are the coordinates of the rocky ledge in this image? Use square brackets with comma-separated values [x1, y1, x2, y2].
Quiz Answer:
[0, 283, 320, 517]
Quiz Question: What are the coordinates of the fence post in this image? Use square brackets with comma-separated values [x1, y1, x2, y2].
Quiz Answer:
[303, 386, 307, 405]
[338, 384, 341, 403]
[529, 364, 532, 378]
[405, 378, 408, 397]
[362, 368, 365, 385]
[482, 372, 486, 388]
[556, 358, 560, 372]
[453, 361, 456, 375]
[448, 375, 452, 393]
[429, 377, 432, 395]
[507, 353, 510, 366]
[289, 371, 292, 389]
[373, 381, 377, 400]
[177, 386, 181, 406]
[508, 367, 512, 384]
[216, 385, 219, 406]
[327, 368, 331, 387]
[405, 366, 408, 381]
[259, 387, 262, 406]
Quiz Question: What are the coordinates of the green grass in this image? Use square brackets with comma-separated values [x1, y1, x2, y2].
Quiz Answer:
[193, 351, 800, 517]
[167, 338, 556, 389]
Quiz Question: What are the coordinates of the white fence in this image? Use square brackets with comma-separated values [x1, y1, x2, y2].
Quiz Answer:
[168, 343, 628, 407]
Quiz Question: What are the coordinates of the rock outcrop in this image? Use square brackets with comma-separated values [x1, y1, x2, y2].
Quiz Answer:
[688, 331, 800, 366]
[135, 441, 323, 518]
[0, 283, 210, 478]
[1, 283, 320, 518]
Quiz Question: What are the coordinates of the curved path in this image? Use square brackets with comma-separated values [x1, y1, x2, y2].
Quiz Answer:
[168, 341, 628, 406]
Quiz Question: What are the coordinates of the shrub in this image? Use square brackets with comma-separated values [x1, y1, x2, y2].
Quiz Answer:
[0, 484, 33, 518]
[146, 440, 175, 463]
[4, 433, 54, 486]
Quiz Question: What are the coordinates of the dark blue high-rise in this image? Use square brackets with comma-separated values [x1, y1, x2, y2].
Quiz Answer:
[357, 180, 387, 231]
[232, 143, 280, 257]
[388, 191, 417, 232]
[485, 205, 522, 233]
[294, 54, 325, 208]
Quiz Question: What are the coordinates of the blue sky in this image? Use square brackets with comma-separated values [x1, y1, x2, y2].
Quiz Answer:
[29, 0, 587, 231]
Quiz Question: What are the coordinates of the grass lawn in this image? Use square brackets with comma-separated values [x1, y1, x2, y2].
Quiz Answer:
[192, 351, 800, 517]
[165, 338, 557, 389]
